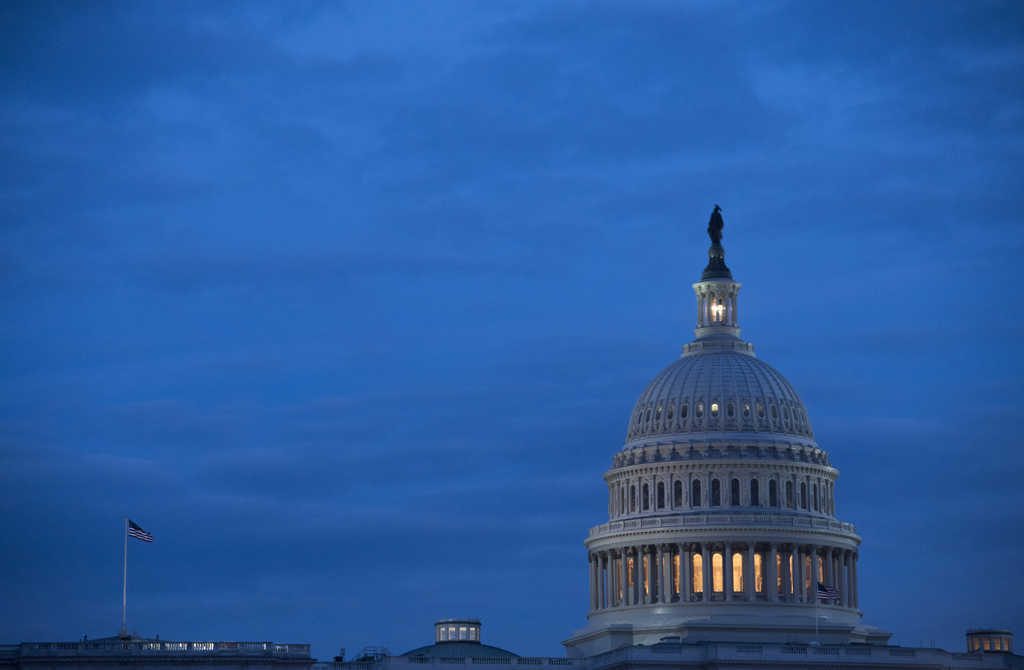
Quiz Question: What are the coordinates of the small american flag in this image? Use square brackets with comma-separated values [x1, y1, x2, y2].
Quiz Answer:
[817, 582, 839, 600]
[128, 520, 152, 543]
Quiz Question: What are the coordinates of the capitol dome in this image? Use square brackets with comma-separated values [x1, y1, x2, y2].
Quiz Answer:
[564, 206, 885, 658]
[625, 349, 815, 447]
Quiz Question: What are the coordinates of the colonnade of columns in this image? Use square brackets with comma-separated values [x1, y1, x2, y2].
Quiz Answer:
[696, 287, 738, 327]
[588, 541, 858, 613]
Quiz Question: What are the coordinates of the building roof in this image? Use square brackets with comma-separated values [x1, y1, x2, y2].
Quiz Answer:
[402, 643, 518, 658]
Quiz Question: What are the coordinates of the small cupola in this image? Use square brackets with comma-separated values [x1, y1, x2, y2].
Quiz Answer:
[967, 628, 1013, 653]
[434, 619, 481, 644]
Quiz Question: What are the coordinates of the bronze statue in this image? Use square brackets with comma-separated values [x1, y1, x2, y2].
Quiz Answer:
[707, 204, 723, 244]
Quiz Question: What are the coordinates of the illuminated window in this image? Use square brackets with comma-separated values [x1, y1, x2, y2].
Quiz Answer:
[667, 405, 674, 421]
[757, 403, 765, 418]
[805, 556, 812, 597]
[786, 481, 794, 508]
[732, 552, 743, 592]
[711, 402, 719, 417]
[711, 479, 721, 507]
[642, 483, 650, 510]
[691, 480, 702, 507]
[755, 553, 764, 592]
[995, 638, 1002, 651]
[628, 558, 635, 586]
[459, 627, 467, 641]
[750, 479, 760, 506]
[727, 402, 734, 417]
[657, 482, 665, 509]
[655, 406, 662, 421]
[673, 553, 680, 594]
[681, 404, 688, 419]
[673, 480, 683, 507]
[730, 478, 740, 506]
[777, 554, 783, 594]
[984, 638, 991, 651]
[818, 556, 824, 583]
[769, 480, 778, 507]
[696, 402, 704, 418]
[692, 554, 703, 593]
[712, 553, 724, 592]
[743, 402, 751, 417]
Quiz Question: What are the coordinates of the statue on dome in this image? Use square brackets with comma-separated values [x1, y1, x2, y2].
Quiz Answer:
[708, 205, 724, 244]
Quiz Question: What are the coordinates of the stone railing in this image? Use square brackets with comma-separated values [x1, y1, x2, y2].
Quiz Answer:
[585, 644, 1002, 668]
[0, 641, 310, 658]
[589, 513, 856, 538]
[312, 658, 583, 670]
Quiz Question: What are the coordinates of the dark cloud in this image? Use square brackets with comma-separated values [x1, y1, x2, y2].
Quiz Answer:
[1, 0, 1022, 662]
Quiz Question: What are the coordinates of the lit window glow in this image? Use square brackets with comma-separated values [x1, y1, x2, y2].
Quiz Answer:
[692, 554, 703, 593]
[732, 552, 743, 592]
[712, 553, 724, 592]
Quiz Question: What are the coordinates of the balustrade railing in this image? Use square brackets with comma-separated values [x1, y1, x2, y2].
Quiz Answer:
[590, 513, 856, 537]
[3, 640, 310, 658]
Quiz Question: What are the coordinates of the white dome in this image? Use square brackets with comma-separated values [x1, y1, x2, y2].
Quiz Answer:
[624, 349, 814, 446]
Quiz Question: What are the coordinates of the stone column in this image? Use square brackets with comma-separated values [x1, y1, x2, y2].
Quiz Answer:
[679, 543, 690, 602]
[837, 551, 846, 608]
[746, 544, 755, 600]
[702, 543, 712, 602]
[589, 554, 598, 611]
[810, 545, 819, 601]
[825, 549, 835, 601]
[657, 544, 667, 604]
[620, 549, 628, 607]
[795, 546, 804, 602]
[724, 542, 734, 601]
[598, 553, 607, 609]
[767, 542, 778, 602]
[847, 553, 856, 610]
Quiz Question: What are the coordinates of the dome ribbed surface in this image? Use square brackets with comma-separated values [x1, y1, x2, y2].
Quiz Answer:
[625, 350, 814, 445]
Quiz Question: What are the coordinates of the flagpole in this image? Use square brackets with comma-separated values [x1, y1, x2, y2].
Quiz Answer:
[122, 515, 128, 638]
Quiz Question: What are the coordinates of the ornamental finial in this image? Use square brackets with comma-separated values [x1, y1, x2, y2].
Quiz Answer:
[701, 204, 731, 280]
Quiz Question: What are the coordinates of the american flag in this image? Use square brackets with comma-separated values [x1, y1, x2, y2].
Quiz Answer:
[817, 582, 839, 600]
[128, 520, 152, 543]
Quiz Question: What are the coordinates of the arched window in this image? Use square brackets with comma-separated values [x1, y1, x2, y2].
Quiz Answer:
[805, 556, 812, 597]
[800, 482, 808, 510]
[673, 480, 683, 507]
[711, 402, 719, 417]
[645, 408, 652, 423]
[813, 483, 819, 511]
[681, 404, 688, 419]
[642, 483, 650, 510]
[770, 404, 779, 419]
[768, 480, 777, 507]
[673, 553, 681, 595]
[730, 478, 740, 506]
[712, 552, 724, 592]
[630, 485, 636, 512]
[742, 402, 751, 417]
[754, 553, 764, 593]
[696, 402, 704, 418]
[786, 481, 794, 508]
[657, 481, 665, 509]
[727, 402, 735, 417]
[691, 480, 702, 507]
[667, 404, 674, 422]
[692, 553, 703, 594]
[732, 552, 744, 592]
[711, 479, 721, 507]
[655, 405, 662, 421]
[620, 487, 626, 516]
[750, 479, 760, 506]
[757, 403, 765, 418]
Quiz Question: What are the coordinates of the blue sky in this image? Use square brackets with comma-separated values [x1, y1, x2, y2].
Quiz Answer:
[1, 0, 1022, 660]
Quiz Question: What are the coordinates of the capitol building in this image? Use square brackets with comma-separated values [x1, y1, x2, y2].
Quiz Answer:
[2, 208, 1016, 670]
